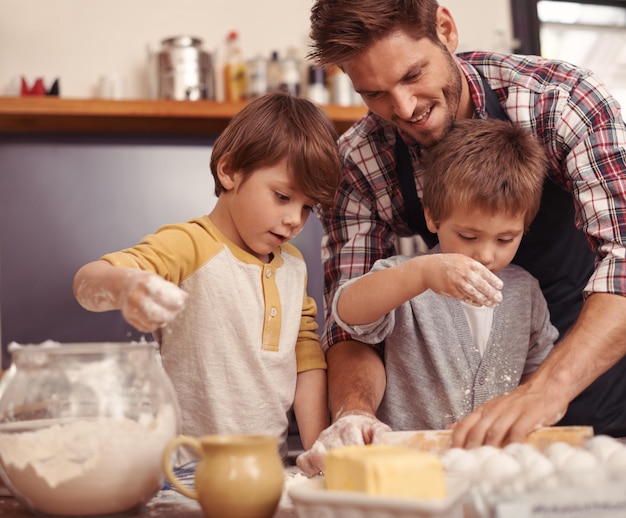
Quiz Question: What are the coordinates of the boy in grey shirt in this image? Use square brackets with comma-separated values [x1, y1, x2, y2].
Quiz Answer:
[332, 118, 558, 432]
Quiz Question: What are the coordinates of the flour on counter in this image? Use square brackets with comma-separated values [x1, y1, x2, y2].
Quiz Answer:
[279, 467, 309, 511]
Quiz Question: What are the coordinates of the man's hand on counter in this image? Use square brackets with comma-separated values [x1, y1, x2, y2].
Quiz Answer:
[296, 411, 391, 476]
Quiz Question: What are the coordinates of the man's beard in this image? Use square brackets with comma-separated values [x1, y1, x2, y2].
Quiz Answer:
[402, 50, 462, 149]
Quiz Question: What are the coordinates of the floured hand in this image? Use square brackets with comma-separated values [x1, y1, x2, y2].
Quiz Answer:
[120, 271, 188, 332]
[296, 412, 391, 477]
[74, 261, 187, 332]
[424, 253, 503, 308]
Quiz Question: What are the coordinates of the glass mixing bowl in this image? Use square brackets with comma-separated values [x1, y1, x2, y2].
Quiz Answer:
[0, 341, 180, 517]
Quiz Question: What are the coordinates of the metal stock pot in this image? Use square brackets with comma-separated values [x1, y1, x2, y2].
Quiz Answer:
[157, 36, 214, 101]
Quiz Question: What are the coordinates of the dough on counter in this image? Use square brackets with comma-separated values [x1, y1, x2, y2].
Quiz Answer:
[325, 444, 447, 499]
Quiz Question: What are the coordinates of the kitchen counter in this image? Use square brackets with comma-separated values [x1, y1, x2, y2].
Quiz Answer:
[0, 490, 299, 518]
[0, 467, 304, 518]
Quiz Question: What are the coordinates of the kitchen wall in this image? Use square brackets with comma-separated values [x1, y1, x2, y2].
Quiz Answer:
[0, 0, 513, 367]
[0, 134, 325, 368]
[0, 136, 217, 363]
[0, 0, 513, 98]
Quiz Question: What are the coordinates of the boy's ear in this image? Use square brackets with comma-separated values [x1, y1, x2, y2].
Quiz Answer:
[424, 207, 439, 233]
[216, 153, 236, 191]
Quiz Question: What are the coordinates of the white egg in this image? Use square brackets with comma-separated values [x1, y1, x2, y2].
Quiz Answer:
[521, 450, 555, 483]
[503, 443, 540, 465]
[557, 449, 601, 487]
[472, 445, 501, 462]
[441, 447, 470, 469]
[607, 445, 626, 477]
[442, 448, 479, 479]
[527, 472, 560, 492]
[586, 435, 624, 462]
[474, 479, 495, 497]
[503, 442, 535, 457]
[502, 476, 528, 496]
[479, 450, 522, 484]
[560, 448, 598, 471]
[544, 441, 576, 468]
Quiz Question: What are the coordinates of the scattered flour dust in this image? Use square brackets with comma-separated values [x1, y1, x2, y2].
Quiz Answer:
[280, 468, 309, 510]
[0, 404, 177, 516]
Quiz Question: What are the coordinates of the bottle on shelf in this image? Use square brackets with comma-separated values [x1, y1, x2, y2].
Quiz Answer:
[223, 31, 247, 102]
[279, 48, 301, 96]
[305, 65, 329, 105]
[246, 54, 268, 99]
[266, 51, 282, 93]
[327, 65, 355, 106]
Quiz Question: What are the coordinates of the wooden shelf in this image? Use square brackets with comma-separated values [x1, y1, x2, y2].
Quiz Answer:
[0, 97, 367, 137]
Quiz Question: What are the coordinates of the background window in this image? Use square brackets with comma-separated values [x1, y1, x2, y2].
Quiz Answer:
[537, 1, 626, 106]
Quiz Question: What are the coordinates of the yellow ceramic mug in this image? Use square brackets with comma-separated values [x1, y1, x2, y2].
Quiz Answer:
[162, 434, 284, 518]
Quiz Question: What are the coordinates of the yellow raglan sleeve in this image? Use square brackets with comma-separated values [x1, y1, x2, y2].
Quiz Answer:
[295, 276, 327, 373]
[100, 218, 221, 285]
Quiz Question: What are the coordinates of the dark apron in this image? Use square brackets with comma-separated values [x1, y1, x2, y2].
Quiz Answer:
[395, 76, 626, 436]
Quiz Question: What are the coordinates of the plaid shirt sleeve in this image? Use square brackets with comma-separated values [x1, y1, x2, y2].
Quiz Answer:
[557, 76, 626, 297]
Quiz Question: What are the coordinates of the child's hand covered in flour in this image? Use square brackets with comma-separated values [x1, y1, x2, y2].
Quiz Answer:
[296, 411, 391, 477]
[420, 253, 503, 308]
[73, 261, 188, 333]
[117, 270, 188, 332]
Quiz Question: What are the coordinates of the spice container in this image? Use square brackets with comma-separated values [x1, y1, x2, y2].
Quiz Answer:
[0, 341, 180, 517]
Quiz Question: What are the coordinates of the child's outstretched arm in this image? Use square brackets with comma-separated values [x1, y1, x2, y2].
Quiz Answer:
[293, 368, 329, 451]
[336, 253, 504, 326]
[73, 260, 187, 332]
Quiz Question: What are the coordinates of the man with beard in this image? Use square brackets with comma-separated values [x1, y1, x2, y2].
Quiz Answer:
[296, 0, 626, 476]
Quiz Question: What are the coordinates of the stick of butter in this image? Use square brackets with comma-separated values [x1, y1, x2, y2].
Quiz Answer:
[325, 444, 447, 499]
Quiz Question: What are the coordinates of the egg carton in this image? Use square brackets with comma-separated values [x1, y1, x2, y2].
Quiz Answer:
[441, 435, 626, 518]
[466, 479, 626, 518]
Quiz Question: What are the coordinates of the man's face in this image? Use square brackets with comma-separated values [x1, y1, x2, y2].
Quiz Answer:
[343, 29, 468, 148]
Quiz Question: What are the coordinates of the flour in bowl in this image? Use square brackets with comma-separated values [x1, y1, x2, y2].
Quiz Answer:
[0, 404, 177, 516]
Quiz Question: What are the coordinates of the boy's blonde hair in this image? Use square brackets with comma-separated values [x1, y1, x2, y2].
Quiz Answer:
[420, 118, 548, 230]
[210, 91, 341, 210]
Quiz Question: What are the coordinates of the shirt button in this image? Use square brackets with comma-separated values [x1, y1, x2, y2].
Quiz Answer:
[265, 269, 272, 278]
[478, 377, 486, 385]
[270, 307, 277, 317]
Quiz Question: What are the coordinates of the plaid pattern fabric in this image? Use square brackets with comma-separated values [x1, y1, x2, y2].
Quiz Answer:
[319, 51, 626, 350]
